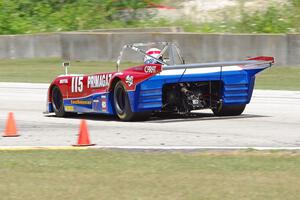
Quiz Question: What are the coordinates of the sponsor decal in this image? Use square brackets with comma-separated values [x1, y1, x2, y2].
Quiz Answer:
[114, 72, 123, 76]
[144, 65, 157, 73]
[65, 106, 74, 111]
[92, 97, 102, 111]
[134, 67, 144, 71]
[102, 102, 107, 109]
[101, 96, 107, 112]
[71, 76, 83, 93]
[59, 79, 68, 84]
[71, 100, 92, 105]
[125, 75, 134, 87]
[87, 74, 112, 89]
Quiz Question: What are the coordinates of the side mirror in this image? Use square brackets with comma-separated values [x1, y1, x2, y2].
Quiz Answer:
[62, 62, 70, 75]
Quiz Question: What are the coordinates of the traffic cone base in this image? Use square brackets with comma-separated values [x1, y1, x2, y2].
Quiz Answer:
[2, 112, 19, 137]
[73, 143, 96, 147]
[3, 134, 20, 137]
[73, 120, 95, 147]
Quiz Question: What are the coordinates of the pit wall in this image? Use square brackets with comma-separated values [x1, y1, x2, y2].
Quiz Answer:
[0, 32, 299, 66]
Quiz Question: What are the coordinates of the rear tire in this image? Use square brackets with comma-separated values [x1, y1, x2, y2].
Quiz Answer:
[113, 81, 151, 121]
[212, 104, 246, 116]
[51, 86, 68, 117]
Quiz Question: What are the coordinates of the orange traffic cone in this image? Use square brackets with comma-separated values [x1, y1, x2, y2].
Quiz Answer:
[73, 120, 95, 146]
[3, 112, 19, 137]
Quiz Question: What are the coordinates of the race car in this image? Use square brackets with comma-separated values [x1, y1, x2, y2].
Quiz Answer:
[45, 42, 274, 121]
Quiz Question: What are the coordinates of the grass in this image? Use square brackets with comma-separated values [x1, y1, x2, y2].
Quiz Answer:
[0, 58, 299, 90]
[0, 150, 300, 200]
[1, 1, 299, 34]
[256, 67, 300, 90]
[0, 58, 136, 83]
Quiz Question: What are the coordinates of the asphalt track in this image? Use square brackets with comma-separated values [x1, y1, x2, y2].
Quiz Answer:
[0, 82, 299, 149]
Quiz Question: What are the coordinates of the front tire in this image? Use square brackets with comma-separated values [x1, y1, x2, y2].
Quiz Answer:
[113, 81, 151, 121]
[212, 104, 246, 116]
[51, 86, 67, 117]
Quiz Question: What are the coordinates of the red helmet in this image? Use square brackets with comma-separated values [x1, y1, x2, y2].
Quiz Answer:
[144, 48, 162, 64]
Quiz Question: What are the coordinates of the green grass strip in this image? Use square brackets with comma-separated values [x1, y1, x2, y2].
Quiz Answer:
[0, 58, 136, 83]
[0, 150, 300, 200]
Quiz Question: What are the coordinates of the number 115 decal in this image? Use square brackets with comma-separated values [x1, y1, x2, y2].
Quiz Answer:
[71, 76, 83, 93]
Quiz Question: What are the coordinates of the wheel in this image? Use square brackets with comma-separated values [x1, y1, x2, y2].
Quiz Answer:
[212, 104, 246, 116]
[51, 86, 68, 117]
[113, 81, 151, 121]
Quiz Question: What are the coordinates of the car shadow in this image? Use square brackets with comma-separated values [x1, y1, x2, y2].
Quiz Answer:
[45, 112, 269, 123]
[147, 112, 269, 123]
[45, 113, 119, 121]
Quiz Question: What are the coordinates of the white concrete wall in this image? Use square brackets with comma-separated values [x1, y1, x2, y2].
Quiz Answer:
[0, 32, 299, 65]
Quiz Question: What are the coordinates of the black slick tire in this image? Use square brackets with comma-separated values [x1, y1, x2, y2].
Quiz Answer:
[51, 86, 68, 117]
[212, 104, 246, 116]
[113, 81, 151, 121]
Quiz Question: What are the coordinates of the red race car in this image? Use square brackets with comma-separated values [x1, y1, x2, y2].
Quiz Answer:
[45, 42, 274, 121]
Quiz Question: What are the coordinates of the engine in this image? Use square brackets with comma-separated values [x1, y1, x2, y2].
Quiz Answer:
[162, 81, 221, 113]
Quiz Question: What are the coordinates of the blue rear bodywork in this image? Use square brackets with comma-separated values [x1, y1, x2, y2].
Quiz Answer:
[128, 66, 268, 113]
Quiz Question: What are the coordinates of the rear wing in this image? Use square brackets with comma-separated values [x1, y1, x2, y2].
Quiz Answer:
[163, 56, 274, 70]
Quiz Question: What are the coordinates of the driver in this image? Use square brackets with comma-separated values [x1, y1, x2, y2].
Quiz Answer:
[144, 48, 163, 64]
